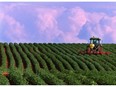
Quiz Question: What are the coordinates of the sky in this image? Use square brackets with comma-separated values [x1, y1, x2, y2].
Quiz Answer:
[0, 2, 116, 43]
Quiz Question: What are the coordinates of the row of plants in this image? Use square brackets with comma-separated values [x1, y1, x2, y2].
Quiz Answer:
[90, 55, 113, 71]
[19, 43, 40, 73]
[30, 44, 57, 70]
[45, 44, 81, 71]
[51, 45, 90, 71]
[37, 43, 115, 70]
[51, 70, 116, 85]
[37, 69, 66, 85]
[0, 68, 116, 85]
[0, 43, 115, 85]
[39, 52, 57, 70]
[41, 45, 74, 70]
[0, 43, 7, 68]
[45, 52, 65, 71]
[56, 45, 115, 70]
[23, 69, 46, 85]
[51, 70, 97, 85]
[48, 44, 95, 71]
[35, 44, 66, 71]
[14, 43, 32, 70]
[30, 43, 57, 71]
[3, 43, 15, 69]
[103, 56, 116, 67]
[70, 56, 89, 71]
[46, 44, 81, 71]
[25, 44, 49, 71]
[0, 74, 10, 85]
[5, 68, 47, 85]
[1, 43, 115, 72]
[9, 43, 23, 71]
[79, 70, 116, 85]
[76, 57, 98, 71]
[37, 44, 74, 71]
[82, 56, 105, 71]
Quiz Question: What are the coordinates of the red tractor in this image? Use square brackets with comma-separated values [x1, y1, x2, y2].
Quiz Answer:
[79, 36, 111, 55]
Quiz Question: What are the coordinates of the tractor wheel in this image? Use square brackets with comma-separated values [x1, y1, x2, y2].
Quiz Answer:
[87, 47, 91, 54]
[98, 46, 102, 52]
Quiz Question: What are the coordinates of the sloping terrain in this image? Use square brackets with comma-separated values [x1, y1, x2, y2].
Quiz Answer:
[0, 43, 116, 85]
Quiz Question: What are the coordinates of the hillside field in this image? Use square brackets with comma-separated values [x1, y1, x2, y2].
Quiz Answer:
[0, 43, 116, 85]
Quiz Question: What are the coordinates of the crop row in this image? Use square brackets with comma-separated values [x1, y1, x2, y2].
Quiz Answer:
[0, 43, 116, 72]
[0, 43, 116, 84]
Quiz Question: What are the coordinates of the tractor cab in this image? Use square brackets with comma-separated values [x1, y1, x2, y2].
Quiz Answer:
[90, 37, 101, 45]
[89, 37, 101, 49]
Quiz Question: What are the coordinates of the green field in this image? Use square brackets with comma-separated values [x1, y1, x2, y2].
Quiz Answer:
[0, 43, 116, 85]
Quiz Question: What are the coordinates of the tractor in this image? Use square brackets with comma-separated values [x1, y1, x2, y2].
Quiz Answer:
[79, 36, 111, 55]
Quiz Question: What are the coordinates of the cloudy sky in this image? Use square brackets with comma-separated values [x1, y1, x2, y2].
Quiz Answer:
[0, 2, 116, 43]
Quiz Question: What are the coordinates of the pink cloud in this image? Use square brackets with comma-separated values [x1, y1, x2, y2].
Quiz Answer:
[87, 12, 106, 24]
[1, 3, 116, 43]
[36, 7, 65, 42]
[62, 33, 87, 43]
[36, 7, 88, 43]
[62, 7, 87, 43]
[86, 12, 106, 39]
[0, 3, 31, 42]
[104, 16, 116, 42]
[0, 12, 28, 42]
[85, 11, 116, 43]
[64, 7, 116, 43]
[0, 12, 4, 20]
[68, 7, 87, 35]
[0, 3, 30, 13]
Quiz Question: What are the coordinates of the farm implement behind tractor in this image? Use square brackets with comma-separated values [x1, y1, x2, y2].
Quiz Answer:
[79, 36, 111, 55]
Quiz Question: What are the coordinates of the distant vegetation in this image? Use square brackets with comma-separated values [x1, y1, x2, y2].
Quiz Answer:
[0, 43, 116, 85]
